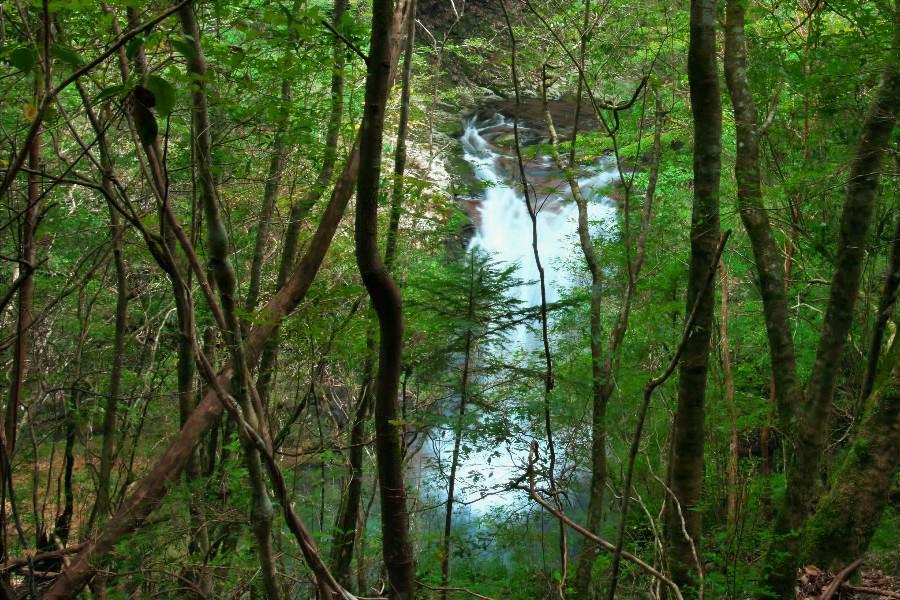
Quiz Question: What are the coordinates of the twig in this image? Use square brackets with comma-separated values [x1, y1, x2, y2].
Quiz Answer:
[417, 580, 496, 600]
[0, 0, 191, 199]
[520, 444, 684, 600]
[321, 19, 368, 64]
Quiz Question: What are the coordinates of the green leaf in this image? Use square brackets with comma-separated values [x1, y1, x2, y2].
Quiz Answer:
[51, 45, 84, 68]
[10, 47, 36, 74]
[126, 37, 143, 61]
[95, 84, 126, 103]
[170, 37, 195, 59]
[146, 75, 176, 117]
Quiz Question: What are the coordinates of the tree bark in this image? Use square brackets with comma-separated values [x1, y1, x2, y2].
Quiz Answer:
[384, 0, 415, 273]
[95, 127, 130, 523]
[329, 343, 374, 588]
[719, 259, 739, 532]
[178, 6, 280, 598]
[859, 215, 900, 404]
[802, 343, 900, 569]
[667, 0, 722, 592]
[499, 2, 566, 590]
[353, 0, 415, 596]
[244, 78, 292, 323]
[724, 0, 801, 437]
[440, 256, 476, 598]
[764, 9, 899, 595]
[768, 14, 900, 595]
[42, 113, 363, 600]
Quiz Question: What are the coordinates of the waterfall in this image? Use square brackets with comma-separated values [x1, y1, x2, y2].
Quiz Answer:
[462, 113, 618, 326]
[419, 114, 620, 514]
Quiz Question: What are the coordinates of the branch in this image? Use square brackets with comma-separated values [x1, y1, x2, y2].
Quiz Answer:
[607, 230, 732, 598]
[417, 581, 495, 600]
[0, 0, 191, 199]
[519, 444, 684, 600]
[819, 559, 862, 600]
[321, 19, 368, 64]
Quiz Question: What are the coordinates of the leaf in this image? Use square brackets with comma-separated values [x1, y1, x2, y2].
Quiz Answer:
[23, 103, 37, 122]
[95, 84, 125, 103]
[170, 37, 195, 59]
[51, 45, 84, 68]
[126, 37, 143, 61]
[146, 75, 175, 117]
[10, 47, 36, 74]
[133, 102, 158, 147]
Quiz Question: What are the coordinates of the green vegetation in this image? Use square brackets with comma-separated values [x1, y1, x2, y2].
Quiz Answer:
[0, 0, 896, 598]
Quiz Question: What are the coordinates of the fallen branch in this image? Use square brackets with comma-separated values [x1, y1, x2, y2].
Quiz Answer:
[819, 559, 863, 600]
[841, 583, 900, 599]
[417, 580, 496, 600]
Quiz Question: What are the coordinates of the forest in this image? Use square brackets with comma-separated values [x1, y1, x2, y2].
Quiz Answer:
[0, 0, 897, 598]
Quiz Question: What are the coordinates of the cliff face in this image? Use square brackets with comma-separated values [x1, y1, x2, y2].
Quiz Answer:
[416, 0, 509, 37]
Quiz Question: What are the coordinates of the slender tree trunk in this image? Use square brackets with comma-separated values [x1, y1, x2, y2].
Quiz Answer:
[244, 79, 292, 323]
[667, 0, 722, 592]
[724, 0, 801, 437]
[2, 70, 42, 563]
[354, 0, 415, 596]
[499, 3, 567, 592]
[94, 111, 130, 524]
[178, 5, 281, 599]
[384, 0, 415, 272]
[440, 255, 476, 597]
[329, 346, 374, 588]
[256, 0, 347, 410]
[544, 69, 606, 600]
[719, 259, 739, 532]
[859, 215, 900, 405]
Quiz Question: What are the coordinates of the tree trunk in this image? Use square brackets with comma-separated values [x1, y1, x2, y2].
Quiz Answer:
[723, 0, 801, 437]
[244, 78, 292, 323]
[440, 255, 476, 596]
[43, 128, 363, 599]
[177, 6, 280, 599]
[802, 341, 900, 570]
[544, 70, 605, 600]
[667, 0, 722, 592]
[95, 143, 129, 523]
[384, 0, 415, 273]
[354, 0, 415, 596]
[329, 345, 374, 588]
[330, 1, 413, 581]
[499, 2, 567, 591]
[768, 11, 899, 595]
[256, 0, 347, 410]
[719, 259, 739, 532]
[859, 215, 900, 405]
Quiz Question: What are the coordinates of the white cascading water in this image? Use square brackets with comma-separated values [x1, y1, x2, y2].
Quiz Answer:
[461, 113, 619, 345]
[422, 114, 620, 514]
